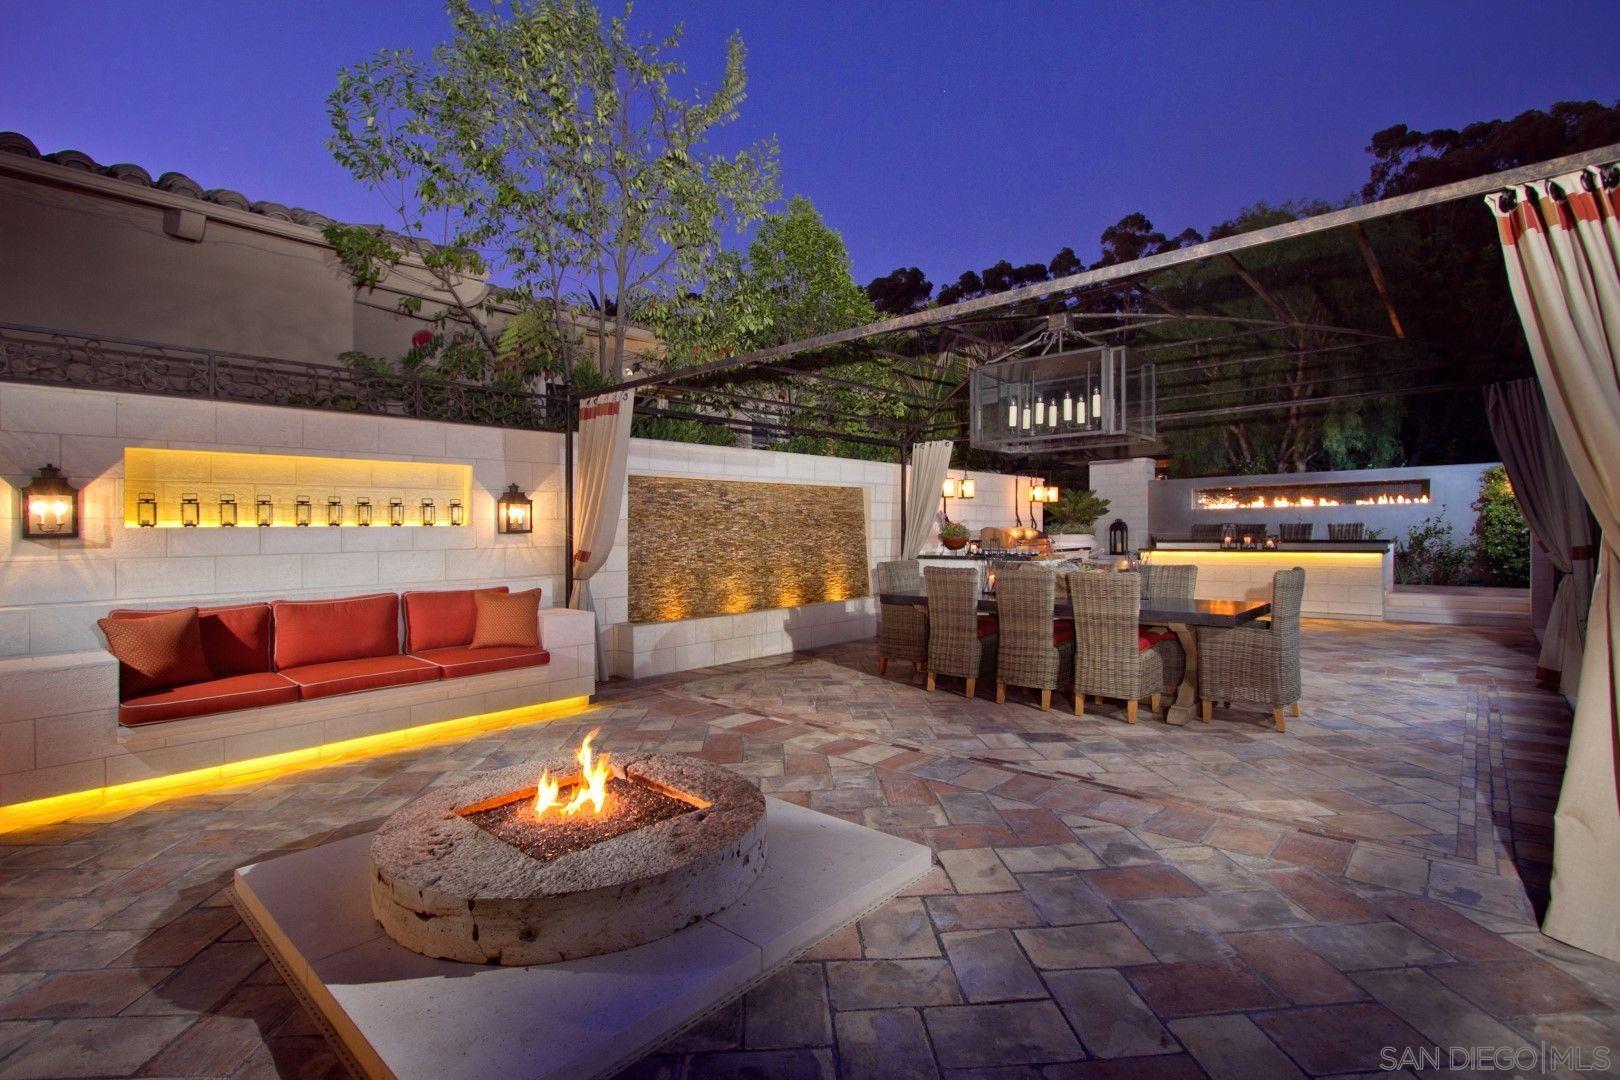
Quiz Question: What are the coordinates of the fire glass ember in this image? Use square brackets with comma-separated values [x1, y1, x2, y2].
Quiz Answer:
[457, 731, 702, 864]
[369, 733, 767, 965]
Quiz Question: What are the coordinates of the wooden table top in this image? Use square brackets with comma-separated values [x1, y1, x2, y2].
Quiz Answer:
[879, 593, 1272, 628]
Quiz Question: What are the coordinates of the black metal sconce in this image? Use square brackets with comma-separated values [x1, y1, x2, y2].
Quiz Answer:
[295, 496, 312, 527]
[137, 491, 158, 528]
[449, 499, 464, 527]
[22, 464, 79, 539]
[180, 493, 200, 528]
[388, 498, 405, 526]
[496, 484, 532, 534]
[219, 493, 238, 527]
[356, 498, 372, 526]
[256, 497, 273, 527]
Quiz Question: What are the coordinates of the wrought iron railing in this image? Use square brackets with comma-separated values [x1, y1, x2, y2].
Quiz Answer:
[0, 323, 563, 430]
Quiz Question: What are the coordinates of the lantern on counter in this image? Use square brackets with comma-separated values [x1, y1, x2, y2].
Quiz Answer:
[1108, 518, 1130, 556]
[22, 464, 79, 539]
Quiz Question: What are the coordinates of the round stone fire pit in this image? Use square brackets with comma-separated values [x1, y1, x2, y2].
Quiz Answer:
[370, 753, 767, 965]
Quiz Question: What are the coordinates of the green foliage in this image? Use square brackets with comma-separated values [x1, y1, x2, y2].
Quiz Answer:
[1045, 489, 1110, 534]
[1395, 515, 1474, 586]
[1472, 465, 1530, 586]
[939, 521, 970, 541]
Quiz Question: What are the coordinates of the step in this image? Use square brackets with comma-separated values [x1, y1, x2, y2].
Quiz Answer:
[1385, 586, 1529, 627]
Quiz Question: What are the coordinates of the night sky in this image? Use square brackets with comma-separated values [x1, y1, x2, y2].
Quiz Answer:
[5, 1, 1618, 291]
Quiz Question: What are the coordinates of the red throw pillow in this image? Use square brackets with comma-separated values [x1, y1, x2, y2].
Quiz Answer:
[98, 607, 214, 696]
[470, 589, 541, 649]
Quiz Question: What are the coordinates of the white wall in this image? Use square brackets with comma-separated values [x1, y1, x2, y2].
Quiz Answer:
[1090, 458, 1155, 552]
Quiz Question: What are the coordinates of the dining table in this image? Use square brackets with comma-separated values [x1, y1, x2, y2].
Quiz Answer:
[879, 591, 1272, 726]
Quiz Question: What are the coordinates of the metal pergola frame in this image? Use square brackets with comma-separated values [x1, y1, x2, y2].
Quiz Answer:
[580, 141, 1620, 555]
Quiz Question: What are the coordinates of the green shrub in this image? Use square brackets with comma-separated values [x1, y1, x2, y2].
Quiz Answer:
[1472, 465, 1530, 587]
[1045, 489, 1110, 534]
[1395, 515, 1474, 586]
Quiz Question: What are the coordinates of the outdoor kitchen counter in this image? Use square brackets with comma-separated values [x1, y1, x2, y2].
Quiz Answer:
[1145, 539, 1393, 620]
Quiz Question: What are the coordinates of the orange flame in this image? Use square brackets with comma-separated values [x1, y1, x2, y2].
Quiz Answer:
[533, 729, 611, 818]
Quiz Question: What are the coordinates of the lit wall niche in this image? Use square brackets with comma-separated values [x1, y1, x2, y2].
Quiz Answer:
[122, 447, 472, 527]
[627, 476, 869, 623]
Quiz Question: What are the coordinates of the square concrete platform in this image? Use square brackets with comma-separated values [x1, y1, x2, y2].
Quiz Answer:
[233, 797, 932, 1080]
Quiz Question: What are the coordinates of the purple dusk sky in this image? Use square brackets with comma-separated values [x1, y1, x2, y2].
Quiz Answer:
[4, 1, 1618, 291]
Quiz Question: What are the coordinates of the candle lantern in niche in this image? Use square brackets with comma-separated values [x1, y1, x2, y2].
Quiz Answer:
[22, 464, 79, 539]
[180, 493, 201, 528]
[356, 498, 372, 526]
[326, 497, 343, 527]
[449, 499, 464, 527]
[137, 492, 158, 528]
[420, 499, 437, 526]
[388, 498, 405, 526]
[218, 494, 238, 527]
[496, 484, 532, 534]
[295, 497, 313, 527]
[1108, 518, 1130, 556]
[256, 497, 273, 527]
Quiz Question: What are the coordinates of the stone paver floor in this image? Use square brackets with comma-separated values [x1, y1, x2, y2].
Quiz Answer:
[0, 619, 1614, 1078]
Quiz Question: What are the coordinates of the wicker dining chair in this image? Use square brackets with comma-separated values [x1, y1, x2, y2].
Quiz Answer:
[994, 567, 1073, 711]
[1189, 522, 1227, 542]
[1139, 563, 1196, 694]
[1327, 522, 1366, 541]
[1278, 523, 1314, 542]
[1196, 567, 1304, 732]
[874, 559, 927, 682]
[924, 565, 997, 698]
[1066, 570, 1162, 723]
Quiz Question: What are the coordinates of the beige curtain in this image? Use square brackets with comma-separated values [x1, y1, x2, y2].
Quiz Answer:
[1490, 164, 1620, 962]
[570, 390, 636, 618]
[1485, 378, 1596, 698]
[903, 440, 953, 559]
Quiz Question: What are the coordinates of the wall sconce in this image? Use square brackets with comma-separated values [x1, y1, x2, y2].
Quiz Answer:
[137, 492, 158, 528]
[22, 464, 79, 539]
[326, 497, 343, 527]
[497, 484, 532, 534]
[295, 497, 312, 527]
[449, 499, 464, 527]
[1043, 486, 1059, 503]
[941, 477, 961, 500]
[959, 477, 975, 499]
[219, 493, 238, 527]
[388, 498, 405, 526]
[356, 498, 372, 526]
[256, 497, 273, 527]
[420, 498, 437, 526]
[180, 493, 201, 528]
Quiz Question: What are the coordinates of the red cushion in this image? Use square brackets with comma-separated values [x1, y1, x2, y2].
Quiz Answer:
[272, 594, 400, 670]
[402, 587, 509, 653]
[1138, 629, 1175, 652]
[976, 614, 998, 638]
[118, 671, 299, 727]
[109, 603, 274, 677]
[279, 655, 440, 700]
[1054, 619, 1074, 646]
[412, 645, 551, 679]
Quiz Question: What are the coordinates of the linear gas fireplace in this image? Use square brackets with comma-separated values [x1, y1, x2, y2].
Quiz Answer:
[1194, 478, 1431, 511]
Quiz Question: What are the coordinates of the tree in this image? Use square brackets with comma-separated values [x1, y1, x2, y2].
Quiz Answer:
[326, 0, 780, 384]
[865, 266, 933, 315]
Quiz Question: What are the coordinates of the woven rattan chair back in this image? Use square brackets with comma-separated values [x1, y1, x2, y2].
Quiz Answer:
[1269, 567, 1305, 637]
[874, 559, 922, 595]
[924, 566, 987, 680]
[1140, 563, 1196, 604]
[1068, 570, 1141, 671]
[1278, 523, 1313, 542]
[995, 567, 1060, 693]
[1189, 523, 1226, 542]
[1327, 522, 1366, 541]
[874, 560, 928, 670]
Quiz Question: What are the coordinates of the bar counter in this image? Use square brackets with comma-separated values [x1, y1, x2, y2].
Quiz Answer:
[1145, 539, 1393, 620]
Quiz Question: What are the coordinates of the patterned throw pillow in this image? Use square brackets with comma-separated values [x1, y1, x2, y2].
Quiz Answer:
[470, 589, 541, 649]
[98, 607, 214, 696]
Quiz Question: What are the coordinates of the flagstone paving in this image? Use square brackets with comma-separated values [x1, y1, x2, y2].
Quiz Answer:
[0, 619, 1614, 1078]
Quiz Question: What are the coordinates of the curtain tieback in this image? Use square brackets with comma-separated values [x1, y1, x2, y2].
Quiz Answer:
[1571, 544, 1597, 560]
[574, 550, 591, 562]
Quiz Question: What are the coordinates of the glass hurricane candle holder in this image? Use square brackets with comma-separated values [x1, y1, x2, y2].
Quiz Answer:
[295, 497, 312, 527]
[420, 499, 436, 526]
[180, 493, 200, 528]
[138, 492, 158, 528]
[449, 499, 464, 527]
[356, 498, 372, 526]
[219, 494, 238, 527]
[326, 497, 343, 527]
[256, 497, 273, 527]
[388, 498, 405, 526]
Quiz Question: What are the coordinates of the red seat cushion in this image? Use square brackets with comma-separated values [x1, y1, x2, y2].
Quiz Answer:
[412, 645, 551, 679]
[108, 603, 274, 677]
[1054, 619, 1075, 646]
[118, 672, 299, 727]
[272, 594, 400, 670]
[1138, 629, 1175, 652]
[279, 655, 440, 700]
[402, 587, 509, 653]
[976, 614, 999, 638]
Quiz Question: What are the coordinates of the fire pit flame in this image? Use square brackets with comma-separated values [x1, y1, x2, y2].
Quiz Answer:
[534, 729, 611, 818]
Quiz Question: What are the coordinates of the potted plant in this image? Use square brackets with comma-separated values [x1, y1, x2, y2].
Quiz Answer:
[1043, 489, 1110, 552]
[939, 521, 971, 551]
